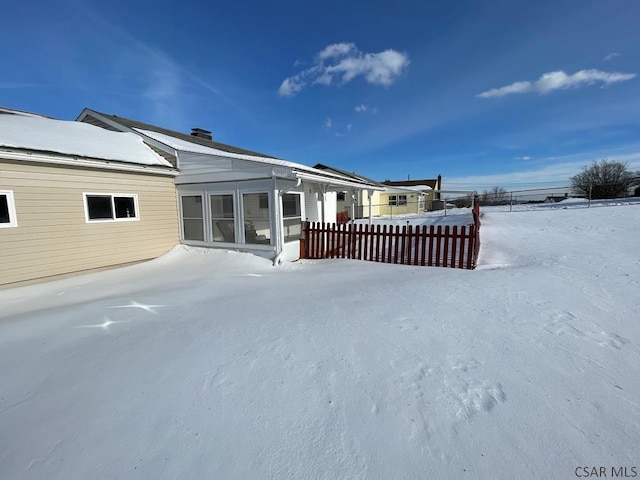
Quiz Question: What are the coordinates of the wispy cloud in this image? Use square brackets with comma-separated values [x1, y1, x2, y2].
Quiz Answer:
[278, 42, 409, 97]
[324, 117, 332, 128]
[355, 104, 367, 112]
[515, 156, 532, 161]
[604, 52, 620, 62]
[477, 69, 636, 98]
[347, 123, 353, 131]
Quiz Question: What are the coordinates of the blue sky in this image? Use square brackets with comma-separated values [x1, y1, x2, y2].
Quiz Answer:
[2, 0, 639, 191]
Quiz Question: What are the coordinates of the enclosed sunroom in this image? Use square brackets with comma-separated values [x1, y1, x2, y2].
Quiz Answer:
[174, 150, 381, 262]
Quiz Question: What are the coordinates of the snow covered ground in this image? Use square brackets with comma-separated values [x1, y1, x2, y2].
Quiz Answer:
[1, 202, 639, 479]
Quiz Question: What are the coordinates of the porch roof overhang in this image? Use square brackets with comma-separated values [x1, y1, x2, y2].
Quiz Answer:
[132, 127, 382, 191]
[290, 169, 385, 192]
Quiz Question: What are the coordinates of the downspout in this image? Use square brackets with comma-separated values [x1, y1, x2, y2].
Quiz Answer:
[319, 184, 328, 224]
[350, 188, 356, 222]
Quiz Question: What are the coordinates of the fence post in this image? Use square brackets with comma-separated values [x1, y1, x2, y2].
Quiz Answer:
[509, 192, 513, 212]
[588, 184, 592, 208]
[300, 221, 308, 259]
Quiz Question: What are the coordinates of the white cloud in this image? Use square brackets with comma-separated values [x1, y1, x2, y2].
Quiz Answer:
[318, 42, 357, 61]
[515, 156, 532, 161]
[278, 42, 409, 97]
[604, 52, 620, 62]
[347, 123, 353, 131]
[355, 104, 367, 112]
[477, 69, 636, 98]
[324, 117, 332, 128]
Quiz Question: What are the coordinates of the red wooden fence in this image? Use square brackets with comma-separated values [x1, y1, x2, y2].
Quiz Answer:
[300, 200, 481, 269]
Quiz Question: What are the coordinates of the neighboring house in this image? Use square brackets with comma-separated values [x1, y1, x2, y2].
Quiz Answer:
[544, 194, 569, 203]
[377, 185, 432, 216]
[382, 176, 443, 212]
[0, 108, 179, 288]
[77, 109, 382, 263]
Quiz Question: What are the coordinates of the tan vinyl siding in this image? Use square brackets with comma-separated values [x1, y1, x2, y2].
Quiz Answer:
[0, 160, 179, 287]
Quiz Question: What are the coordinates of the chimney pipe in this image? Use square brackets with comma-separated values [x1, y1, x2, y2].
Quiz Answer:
[191, 128, 212, 141]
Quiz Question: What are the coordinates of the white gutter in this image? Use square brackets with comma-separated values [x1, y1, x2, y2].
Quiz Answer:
[0, 149, 178, 176]
[293, 170, 384, 191]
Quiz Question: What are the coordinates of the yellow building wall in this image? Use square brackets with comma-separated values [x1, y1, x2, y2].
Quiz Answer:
[0, 160, 179, 287]
[378, 192, 425, 216]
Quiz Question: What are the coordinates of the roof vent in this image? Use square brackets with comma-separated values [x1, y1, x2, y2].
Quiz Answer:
[191, 128, 212, 141]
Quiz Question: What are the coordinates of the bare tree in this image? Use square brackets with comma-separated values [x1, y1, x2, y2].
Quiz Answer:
[571, 160, 635, 199]
[480, 186, 508, 205]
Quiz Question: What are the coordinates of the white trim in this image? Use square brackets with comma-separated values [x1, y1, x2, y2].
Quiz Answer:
[83, 193, 140, 223]
[293, 171, 385, 191]
[0, 190, 18, 228]
[1, 149, 177, 176]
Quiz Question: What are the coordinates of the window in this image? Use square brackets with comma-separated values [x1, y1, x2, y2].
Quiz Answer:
[243, 193, 271, 244]
[181, 195, 204, 241]
[0, 190, 18, 228]
[259, 193, 269, 209]
[282, 193, 302, 242]
[211, 194, 235, 243]
[337, 192, 346, 202]
[388, 195, 407, 206]
[84, 194, 138, 222]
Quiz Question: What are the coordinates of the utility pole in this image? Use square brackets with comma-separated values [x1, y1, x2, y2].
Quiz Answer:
[588, 184, 592, 208]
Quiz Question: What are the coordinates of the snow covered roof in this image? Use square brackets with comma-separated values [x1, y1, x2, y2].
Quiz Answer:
[134, 128, 379, 187]
[396, 185, 433, 192]
[0, 114, 173, 168]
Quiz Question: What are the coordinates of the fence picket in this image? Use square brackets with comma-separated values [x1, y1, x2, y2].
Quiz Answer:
[450, 226, 458, 268]
[466, 225, 474, 269]
[458, 226, 466, 268]
[443, 226, 450, 268]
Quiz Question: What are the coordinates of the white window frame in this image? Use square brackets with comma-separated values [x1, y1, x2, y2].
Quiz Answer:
[241, 191, 273, 245]
[388, 195, 397, 206]
[209, 192, 237, 244]
[282, 192, 303, 243]
[0, 190, 18, 228]
[397, 194, 408, 206]
[83, 193, 140, 223]
[179, 193, 206, 243]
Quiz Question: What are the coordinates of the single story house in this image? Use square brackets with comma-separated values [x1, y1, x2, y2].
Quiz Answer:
[77, 109, 383, 263]
[0, 108, 179, 288]
[382, 177, 443, 213]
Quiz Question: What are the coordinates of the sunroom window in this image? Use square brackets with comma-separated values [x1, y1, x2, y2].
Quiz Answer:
[85, 194, 138, 222]
[243, 193, 271, 244]
[181, 195, 204, 241]
[282, 193, 302, 242]
[211, 194, 235, 243]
